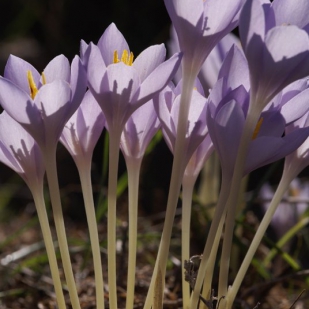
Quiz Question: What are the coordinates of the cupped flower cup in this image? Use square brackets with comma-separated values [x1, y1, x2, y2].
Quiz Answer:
[120, 100, 160, 309]
[0, 54, 87, 309]
[0, 111, 66, 309]
[60, 90, 105, 309]
[240, 0, 309, 113]
[81, 22, 182, 309]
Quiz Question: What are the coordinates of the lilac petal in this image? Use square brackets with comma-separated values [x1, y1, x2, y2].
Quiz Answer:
[207, 101, 245, 176]
[0, 111, 45, 182]
[70, 55, 87, 113]
[240, 0, 265, 52]
[133, 44, 166, 82]
[0, 77, 35, 124]
[80, 40, 89, 61]
[4, 55, 40, 93]
[199, 33, 240, 90]
[272, 0, 309, 32]
[260, 26, 309, 101]
[203, 0, 243, 34]
[96, 63, 141, 128]
[87, 43, 106, 94]
[218, 45, 250, 91]
[61, 91, 105, 157]
[246, 127, 309, 173]
[42, 55, 70, 85]
[133, 52, 182, 107]
[258, 111, 285, 137]
[164, 0, 204, 55]
[280, 88, 309, 125]
[33, 80, 71, 145]
[121, 101, 160, 158]
[97, 23, 130, 66]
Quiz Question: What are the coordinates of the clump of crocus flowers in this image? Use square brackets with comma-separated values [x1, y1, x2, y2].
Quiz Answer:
[1, 0, 309, 308]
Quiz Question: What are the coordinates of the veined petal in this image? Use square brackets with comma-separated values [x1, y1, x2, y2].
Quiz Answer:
[42, 55, 70, 85]
[70, 55, 87, 112]
[4, 55, 40, 93]
[133, 52, 182, 107]
[133, 44, 166, 82]
[97, 23, 130, 66]
[0, 77, 36, 124]
[33, 80, 71, 146]
[280, 88, 309, 125]
[218, 45, 250, 91]
[96, 63, 140, 128]
[272, 0, 309, 32]
[87, 43, 106, 95]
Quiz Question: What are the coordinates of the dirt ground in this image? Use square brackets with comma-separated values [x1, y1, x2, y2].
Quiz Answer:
[0, 202, 308, 309]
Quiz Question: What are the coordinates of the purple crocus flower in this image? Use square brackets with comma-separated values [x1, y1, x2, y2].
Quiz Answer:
[82, 23, 182, 135]
[239, 0, 309, 110]
[207, 85, 309, 178]
[0, 111, 44, 190]
[154, 79, 209, 172]
[0, 54, 87, 152]
[164, 0, 244, 76]
[60, 90, 105, 167]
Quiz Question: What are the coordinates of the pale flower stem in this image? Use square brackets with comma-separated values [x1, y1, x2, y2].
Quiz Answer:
[190, 175, 230, 309]
[43, 148, 81, 309]
[225, 170, 294, 309]
[77, 160, 105, 309]
[218, 107, 261, 306]
[107, 129, 122, 309]
[30, 184, 67, 309]
[181, 174, 196, 309]
[143, 73, 196, 309]
[125, 157, 142, 309]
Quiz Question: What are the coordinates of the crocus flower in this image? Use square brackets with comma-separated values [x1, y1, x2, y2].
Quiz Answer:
[239, 0, 309, 110]
[82, 23, 182, 135]
[154, 79, 209, 172]
[60, 90, 106, 309]
[164, 0, 244, 76]
[0, 54, 87, 152]
[60, 90, 105, 167]
[0, 111, 67, 309]
[207, 87, 309, 178]
[0, 54, 86, 309]
[119, 100, 160, 309]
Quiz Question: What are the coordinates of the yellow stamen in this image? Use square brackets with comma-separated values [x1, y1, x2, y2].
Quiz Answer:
[113, 50, 134, 66]
[41, 72, 47, 85]
[27, 70, 38, 99]
[252, 117, 264, 140]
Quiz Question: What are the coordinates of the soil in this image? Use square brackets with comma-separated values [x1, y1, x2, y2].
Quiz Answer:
[0, 205, 308, 309]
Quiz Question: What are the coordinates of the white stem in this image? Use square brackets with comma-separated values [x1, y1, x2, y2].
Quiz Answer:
[225, 169, 294, 309]
[42, 148, 81, 309]
[181, 174, 197, 309]
[143, 72, 196, 309]
[30, 183, 67, 309]
[77, 159, 105, 309]
[125, 157, 142, 309]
